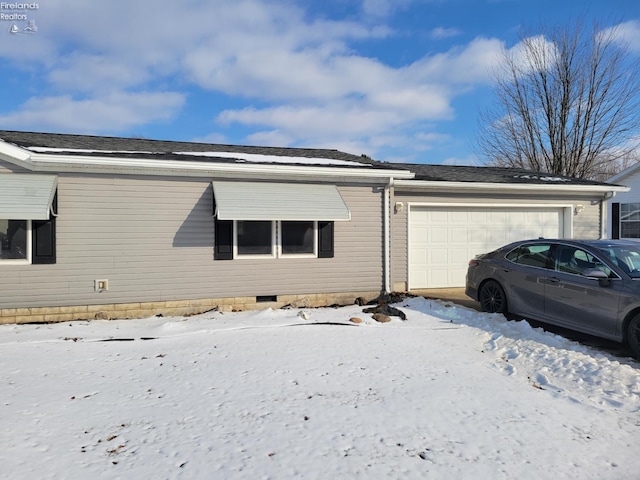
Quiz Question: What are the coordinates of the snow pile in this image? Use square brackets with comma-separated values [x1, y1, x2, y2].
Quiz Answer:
[1, 297, 638, 479]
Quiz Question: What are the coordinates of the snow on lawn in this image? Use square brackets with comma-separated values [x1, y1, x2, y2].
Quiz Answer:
[1, 297, 639, 480]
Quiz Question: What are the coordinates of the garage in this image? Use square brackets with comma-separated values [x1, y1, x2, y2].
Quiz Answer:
[408, 205, 567, 288]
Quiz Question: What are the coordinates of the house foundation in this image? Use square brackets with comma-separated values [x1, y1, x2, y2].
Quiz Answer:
[0, 291, 382, 324]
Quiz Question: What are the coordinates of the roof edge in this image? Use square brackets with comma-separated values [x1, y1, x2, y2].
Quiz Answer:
[0, 139, 34, 168]
[26, 153, 415, 181]
[395, 179, 629, 193]
[607, 162, 640, 184]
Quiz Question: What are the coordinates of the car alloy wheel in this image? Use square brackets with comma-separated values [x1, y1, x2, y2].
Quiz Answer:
[627, 314, 640, 361]
[479, 280, 508, 314]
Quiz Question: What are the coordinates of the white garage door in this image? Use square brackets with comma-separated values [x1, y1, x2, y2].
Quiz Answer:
[408, 206, 565, 288]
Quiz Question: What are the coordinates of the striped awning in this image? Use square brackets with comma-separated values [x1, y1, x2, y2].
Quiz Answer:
[0, 174, 58, 220]
[212, 181, 350, 221]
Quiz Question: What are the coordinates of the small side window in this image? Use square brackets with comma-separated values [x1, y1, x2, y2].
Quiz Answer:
[507, 244, 552, 269]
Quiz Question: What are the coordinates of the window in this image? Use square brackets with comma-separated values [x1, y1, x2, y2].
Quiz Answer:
[0, 195, 57, 265]
[552, 246, 613, 278]
[237, 221, 274, 256]
[596, 244, 640, 278]
[620, 203, 640, 238]
[0, 175, 57, 265]
[281, 221, 314, 255]
[506, 243, 552, 269]
[0, 220, 30, 262]
[214, 219, 334, 260]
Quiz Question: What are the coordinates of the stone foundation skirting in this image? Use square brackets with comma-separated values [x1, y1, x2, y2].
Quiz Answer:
[0, 291, 382, 325]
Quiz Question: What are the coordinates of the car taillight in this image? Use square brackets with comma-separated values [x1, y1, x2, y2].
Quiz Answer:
[468, 259, 480, 266]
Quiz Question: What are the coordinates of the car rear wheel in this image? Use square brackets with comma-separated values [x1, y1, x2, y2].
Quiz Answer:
[479, 280, 508, 314]
[626, 314, 640, 360]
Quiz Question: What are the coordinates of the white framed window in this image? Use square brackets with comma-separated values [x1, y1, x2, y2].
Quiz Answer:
[235, 220, 276, 258]
[0, 219, 32, 264]
[279, 221, 317, 257]
[233, 220, 318, 259]
[620, 203, 640, 238]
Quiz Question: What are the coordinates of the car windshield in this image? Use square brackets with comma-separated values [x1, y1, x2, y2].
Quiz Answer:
[595, 244, 640, 278]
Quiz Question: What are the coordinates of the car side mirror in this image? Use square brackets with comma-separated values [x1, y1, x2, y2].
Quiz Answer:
[582, 268, 610, 286]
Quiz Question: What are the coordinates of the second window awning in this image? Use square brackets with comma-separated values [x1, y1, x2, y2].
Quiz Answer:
[0, 174, 58, 220]
[212, 181, 351, 221]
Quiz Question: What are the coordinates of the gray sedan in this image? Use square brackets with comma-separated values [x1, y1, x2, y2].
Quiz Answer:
[465, 239, 640, 360]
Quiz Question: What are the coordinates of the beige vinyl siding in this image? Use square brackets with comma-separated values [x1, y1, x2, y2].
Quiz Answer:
[391, 190, 603, 289]
[0, 174, 384, 309]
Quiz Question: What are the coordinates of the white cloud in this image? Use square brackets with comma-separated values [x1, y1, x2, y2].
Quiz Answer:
[0, 92, 185, 133]
[605, 20, 640, 52]
[361, 0, 413, 17]
[430, 27, 462, 39]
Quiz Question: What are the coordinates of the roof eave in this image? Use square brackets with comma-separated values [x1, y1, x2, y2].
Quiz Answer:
[25, 153, 415, 182]
[607, 163, 640, 184]
[395, 179, 629, 194]
[0, 140, 34, 169]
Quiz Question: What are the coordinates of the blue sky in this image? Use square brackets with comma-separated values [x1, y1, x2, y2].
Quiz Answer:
[0, 0, 638, 164]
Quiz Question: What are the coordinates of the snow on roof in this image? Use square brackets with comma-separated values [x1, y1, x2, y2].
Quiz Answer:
[27, 147, 155, 154]
[512, 174, 572, 182]
[173, 151, 369, 166]
[25, 146, 370, 167]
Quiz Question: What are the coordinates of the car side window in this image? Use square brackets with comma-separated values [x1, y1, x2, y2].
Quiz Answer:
[553, 246, 613, 277]
[506, 244, 552, 269]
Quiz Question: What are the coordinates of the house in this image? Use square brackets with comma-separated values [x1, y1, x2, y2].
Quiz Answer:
[0, 130, 627, 323]
[606, 163, 640, 240]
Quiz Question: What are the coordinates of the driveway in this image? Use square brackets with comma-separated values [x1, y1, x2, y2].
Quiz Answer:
[412, 288, 480, 310]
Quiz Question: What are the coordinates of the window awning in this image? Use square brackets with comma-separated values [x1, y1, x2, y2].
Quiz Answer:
[0, 174, 58, 220]
[212, 181, 351, 221]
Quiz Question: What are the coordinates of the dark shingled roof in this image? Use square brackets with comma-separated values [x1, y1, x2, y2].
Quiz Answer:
[0, 130, 618, 186]
[384, 162, 610, 186]
[0, 130, 375, 167]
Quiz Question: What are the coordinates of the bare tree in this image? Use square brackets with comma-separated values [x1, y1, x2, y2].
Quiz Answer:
[477, 20, 640, 180]
[590, 149, 640, 182]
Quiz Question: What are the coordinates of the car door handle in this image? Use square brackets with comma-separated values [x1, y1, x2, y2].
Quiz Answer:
[547, 277, 561, 284]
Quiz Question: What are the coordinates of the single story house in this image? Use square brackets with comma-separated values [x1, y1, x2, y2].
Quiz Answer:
[0, 130, 627, 323]
[606, 163, 640, 240]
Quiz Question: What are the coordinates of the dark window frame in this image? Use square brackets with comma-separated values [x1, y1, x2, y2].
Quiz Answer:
[214, 219, 334, 260]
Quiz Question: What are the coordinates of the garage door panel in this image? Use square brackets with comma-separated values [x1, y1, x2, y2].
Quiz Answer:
[430, 211, 449, 222]
[409, 206, 564, 288]
[487, 211, 508, 223]
[430, 227, 449, 243]
[450, 226, 470, 240]
[428, 247, 449, 263]
[449, 210, 470, 223]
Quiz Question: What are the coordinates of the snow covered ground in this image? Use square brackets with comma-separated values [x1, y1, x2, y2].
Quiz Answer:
[1, 296, 639, 480]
